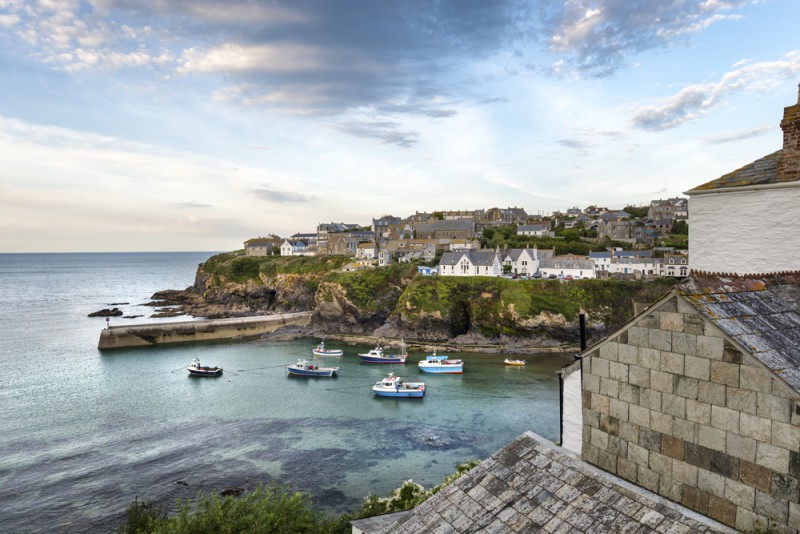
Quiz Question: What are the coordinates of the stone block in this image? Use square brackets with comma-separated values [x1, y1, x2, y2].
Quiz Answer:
[660, 351, 684, 375]
[608, 435, 628, 458]
[650, 411, 674, 435]
[722, 340, 744, 365]
[672, 459, 697, 486]
[725, 478, 755, 510]
[592, 357, 610, 378]
[685, 356, 710, 381]
[727, 432, 757, 463]
[639, 388, 662, 411]
[755, 489, 789, 523]
[582, 390, 592, 409]
[673, 375, 699, 399]
[726, 387, 757, 416]
[659, 476, 682, 502]
[708, 494, 737, 527]
[756, 442, 790, 472]
[609, 361, 628, 382]
[649, 451, 672, 476]
[650, 370, 674, 393]
[618, 382, 639, 405]
[741, 413, 772, 442]
[597, 449, 617, 473]
[661, 393, 686, 419]
[686, 442, 713, 472]
[629, 404, 650, 428]
[649, 329, 672, 352]
[628, 326, 649, 348]
[609, 398, 629, 422]
[618, 343, 639, 365]
[591, 393, 610, 415]
[661, 435, 685, 461]
[710, 360, 740, 387]
[710, 405, 740, 433]
[600, 377, 619, 398]
[599, 415, 619, 437]
[583, 373, 600, 393]
[660, 312, 684, 332]
[659, 297, 678, 312]
[698, 424, 726, 450]
[704, 321, 727, 339]
[711, 449, 740, 480]
[583, 408, 599, 429]
[677, 298, 695, 314]
[639, 428, 662, 452]
[757, 393, 791, 424]
[771, 472, 800, 503]
[582, 443, 599, 465]
[599, 342, 619, 362]
[673, 418, 698, 442]
[617, 457, 638, 483]
[681, 485, 709, 514]
[686, 399, 711, 424]
[637, 465, 660, 492]
[735, 507, 767, 533]
[790, 502, 800, 531]
[671, 332, 697, 357]
[639, 347, 660, 369]
[791, 451, 800, 478]
[739, 460, 772, 493]
[698, 381, 726, 406]
[628, 442, 650, 466]
[771, 421, 800, 451]
[628, 365, 650, 388]
[697, 335, 724, 360]
[639, 313, 658, 329]
[618, 421, 639, 444]
[792, 400, 800, 427]
[683, 313, 706, 335]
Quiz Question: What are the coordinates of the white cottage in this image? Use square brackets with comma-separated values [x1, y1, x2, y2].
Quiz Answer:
[439, 250, 501, 277]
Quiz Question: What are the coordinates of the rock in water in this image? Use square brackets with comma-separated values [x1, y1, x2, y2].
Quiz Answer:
[88, 308, 123, 317]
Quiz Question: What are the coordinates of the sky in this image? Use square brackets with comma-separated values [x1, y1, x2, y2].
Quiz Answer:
[1, 0, 799, 252]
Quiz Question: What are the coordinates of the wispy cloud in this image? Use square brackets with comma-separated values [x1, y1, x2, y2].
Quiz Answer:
[702, 125, 774, 144]
[172, 201, 213, 208]
[250, 186, 312, 203]
[631, 50, 800, 131]
[333, 120, 419, 147]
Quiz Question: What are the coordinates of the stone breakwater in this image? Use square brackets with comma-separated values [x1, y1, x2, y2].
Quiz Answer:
[97, 312, 312, 350]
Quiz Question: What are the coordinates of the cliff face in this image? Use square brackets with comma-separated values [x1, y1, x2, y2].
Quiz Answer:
[154, 253, 676, 347]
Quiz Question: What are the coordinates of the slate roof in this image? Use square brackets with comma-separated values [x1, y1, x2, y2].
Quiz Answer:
[439, 251, 466, 266]
[678, 273, 800, 393]
[415, 219, 475, 233]
[376, 432, 735, 534]
[685, 150, 789, 193]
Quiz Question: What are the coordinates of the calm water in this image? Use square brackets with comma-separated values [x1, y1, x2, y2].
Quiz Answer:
[0, 253, 574, 533]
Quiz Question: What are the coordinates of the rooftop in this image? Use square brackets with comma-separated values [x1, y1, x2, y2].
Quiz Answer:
[376, 431, 735, 534]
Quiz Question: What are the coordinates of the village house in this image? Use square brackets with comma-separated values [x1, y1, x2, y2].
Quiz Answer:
[372, 215, 402, 239]
[648, 197, 689, 221]
[440, 209, 483, 221]
[438, 249, 501, 277]
[414, 219, 475, 240]
[355, 242, 377, 260]
[243, 235, 282, 256]
[484, 206, 528, 224]
[316, 222, 361, 236]
[517, 223, 553, 237]
[501, 247, 539, 276]
[662, 253, 690, 277]
[280, 239, 309, 256]
[326, 234, 358, 256]
[538, 255, 596, 279]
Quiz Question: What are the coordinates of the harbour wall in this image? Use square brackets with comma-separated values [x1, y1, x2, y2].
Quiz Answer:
[97, 312, 312, 350]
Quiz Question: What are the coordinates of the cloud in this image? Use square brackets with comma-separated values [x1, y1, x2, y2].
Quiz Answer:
[172, 201, 213, 208]
[544, 0, 755, 76]
[702, 125, 773, 144]
[557, 139, 593, 150]
[250, 187, 312, 203]
[631, 50, 800, 131]
[333, 120, 419, 147]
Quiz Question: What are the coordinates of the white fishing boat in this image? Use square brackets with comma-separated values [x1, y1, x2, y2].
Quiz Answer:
[371, 373, 425, 398]
[311, 339, 344, 357]
[418, 350, 463, 374]
[358, 339, 407, 364]
[187, 357, 223, 377]
[286, 358, 339, 377]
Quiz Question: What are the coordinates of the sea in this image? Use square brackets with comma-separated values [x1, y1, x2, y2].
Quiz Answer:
[0, 252, 575, 533]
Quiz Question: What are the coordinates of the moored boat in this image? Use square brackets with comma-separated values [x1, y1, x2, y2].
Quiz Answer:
[311, 340, 344, 357]
[371, 373, 425, 398]
[358, 340, 407, 364]
[504, 358, 526, 366]
[286, 358, 339, 377]
[418, 350, 463, 374]
[187, 357, 223, 377]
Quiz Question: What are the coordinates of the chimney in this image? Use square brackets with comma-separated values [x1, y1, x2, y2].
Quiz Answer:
[777, 82, 800, 182]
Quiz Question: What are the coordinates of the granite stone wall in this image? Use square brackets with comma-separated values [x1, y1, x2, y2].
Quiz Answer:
[581, 294, 800, 532]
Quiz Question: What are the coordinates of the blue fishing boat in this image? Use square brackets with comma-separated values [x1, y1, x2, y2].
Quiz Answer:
[286, 358, 339, 377]
[358, 340, 407, 364]
[418, 350, 463, 374]
[371, 373, 425, 398]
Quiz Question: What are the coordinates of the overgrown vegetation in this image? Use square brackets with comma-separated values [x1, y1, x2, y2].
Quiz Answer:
[201, 253, 351, 285]
[480, 226, 630, 255]
[119, 461, 479, 534]
[322, 263, 418, 311]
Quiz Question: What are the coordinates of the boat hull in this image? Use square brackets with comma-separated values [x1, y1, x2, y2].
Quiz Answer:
[372, 387, 425, 398]
[188, 369, 223, 377]
[359, 355, 406, 364]
[312, 349, 343, 357]
[287, 367, 337, 377]
[418, 365, 462, 374]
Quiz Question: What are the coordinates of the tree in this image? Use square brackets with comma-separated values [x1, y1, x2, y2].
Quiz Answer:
[671, 220, 688, 235]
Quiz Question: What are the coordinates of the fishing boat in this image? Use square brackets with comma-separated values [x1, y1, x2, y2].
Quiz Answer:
[187, 357, 223, 377]
[286, 358, 339, 377]
[311, 339, 344, 357]
[418, 350, 463, 374]
[358, 340, 407, 364]
[371, 373, 425, 398]
[504, 358, 527, 366]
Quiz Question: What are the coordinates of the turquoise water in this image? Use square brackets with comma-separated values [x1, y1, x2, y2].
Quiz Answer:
[0, 253, 574, 532]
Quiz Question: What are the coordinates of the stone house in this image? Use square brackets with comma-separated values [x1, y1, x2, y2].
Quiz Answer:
[662, 253, 690, 278]
[648, 197, 689, 221]
[243, 235, 281, 256]
[484, 206, 528, 224]
[327, 234, 357, 256]
[414, 219, 475, 240]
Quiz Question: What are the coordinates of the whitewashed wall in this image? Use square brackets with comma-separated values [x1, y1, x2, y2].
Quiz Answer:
[561, 367, 583, 456]
[689, 185, 800, 274]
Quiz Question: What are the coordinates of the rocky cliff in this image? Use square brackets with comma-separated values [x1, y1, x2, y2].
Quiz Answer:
[152, 253, 676, 348]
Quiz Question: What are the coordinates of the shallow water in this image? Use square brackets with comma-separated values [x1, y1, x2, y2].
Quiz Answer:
[0, 253, 574, 532]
